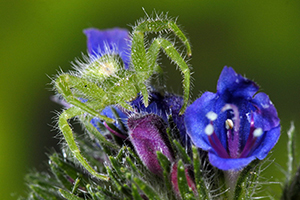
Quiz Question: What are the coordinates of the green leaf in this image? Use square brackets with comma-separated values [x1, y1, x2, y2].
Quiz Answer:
[59, 189, 84, 200]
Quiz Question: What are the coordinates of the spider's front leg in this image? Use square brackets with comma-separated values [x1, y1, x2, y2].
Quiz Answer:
[147, 38, 190, 114]
[58, 106, 109, 181]
[131, 18, 192, 114]
[55, 74, 114, 122]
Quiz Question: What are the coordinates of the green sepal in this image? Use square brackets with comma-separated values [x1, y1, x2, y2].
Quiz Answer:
[83, 116, 119, 151]
[133, 177, 161, 200]
[71, 178, 81, 194]
[173, 140, 191, 164]
[29, 184, 61, 200]
[109, 156, 126, 182]
[126, 146, 144, 167]
[177, 159, 196, 200]
[116, 146, 126, 161]
[157, 151, 171, 173]
[131, 184, 144, 200]
[86, 184, 97, 200]
[49, 153, 89, 185]
[105, 166, 132, 198]
[125, 156, 141, 175]
[233, 159, 260, 200]
[192, 146, 209, 199]
[281, 165, 300, 200]
[157, 151, 175, 200]
[50, 161, 73, 190]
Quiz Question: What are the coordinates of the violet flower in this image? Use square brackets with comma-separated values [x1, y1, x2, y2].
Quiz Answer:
[185, 66, 280, 170]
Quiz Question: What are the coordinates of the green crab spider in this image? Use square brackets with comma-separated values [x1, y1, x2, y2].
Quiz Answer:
[54, 16, 192, 181]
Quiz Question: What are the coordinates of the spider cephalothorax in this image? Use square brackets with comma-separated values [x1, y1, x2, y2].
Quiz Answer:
[54, 15, 192, 180]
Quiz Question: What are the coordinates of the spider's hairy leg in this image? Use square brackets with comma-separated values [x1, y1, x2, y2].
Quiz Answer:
[130, 31, 150, 107]
[55, 74, 114, 123]
[106, 71, 145, 108]
[58, 106, 109, 181]
[147, 38, 190, 114]
[134, 18, 192, 57]
[131, 18, 192, 112]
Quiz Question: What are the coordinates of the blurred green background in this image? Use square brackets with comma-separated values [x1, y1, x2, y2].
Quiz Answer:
[1, 0, 300, 199]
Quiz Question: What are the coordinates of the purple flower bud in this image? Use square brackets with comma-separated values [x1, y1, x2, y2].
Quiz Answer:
[127, 114, 174, 175]
[170, 162, 198, 198]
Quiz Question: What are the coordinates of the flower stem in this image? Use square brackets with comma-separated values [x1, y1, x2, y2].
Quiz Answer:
[224, 170, 241, 199]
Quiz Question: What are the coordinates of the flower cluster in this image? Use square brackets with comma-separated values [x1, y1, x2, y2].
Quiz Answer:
[23, 19, 285, 200]
[81, 28, 281, 198]
[86, 28, 280, 172]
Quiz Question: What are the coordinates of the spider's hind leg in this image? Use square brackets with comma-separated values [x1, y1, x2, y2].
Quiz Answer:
[58, 106, 109, 181]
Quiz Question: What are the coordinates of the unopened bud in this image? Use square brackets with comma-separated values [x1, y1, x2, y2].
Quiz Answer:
[128, 114, 174, 175]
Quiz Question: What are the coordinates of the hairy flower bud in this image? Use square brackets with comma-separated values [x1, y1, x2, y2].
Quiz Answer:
[127, 113, 174, 175]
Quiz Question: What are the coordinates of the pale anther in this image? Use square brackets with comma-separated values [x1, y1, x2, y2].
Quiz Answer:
[225, 119, 234, 130]
[205, 124, 214, 136]
[253, 128, 263, 137]
[206, 111, 218, 121]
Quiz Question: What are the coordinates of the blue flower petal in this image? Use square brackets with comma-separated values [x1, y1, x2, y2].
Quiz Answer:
[217, 66, 259, 100]
[251, 125, 281, 160]
[90, 106, 128, 133]
[209, 152, 256, 171]
[185, 91, 218, 151]
[252, 92, 280, 130]
[90, 91, 186, 140]
[164, 93, 186, 139]
[83, 28, 131, 69]
[208, 125, 280, 170]
[130, 92, 187, 139]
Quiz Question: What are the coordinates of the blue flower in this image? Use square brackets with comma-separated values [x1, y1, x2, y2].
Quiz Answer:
[83, 28, 131, 69]
[130, 91, 186, 139]
[91, 91, 187, 141]
[185, 66, 280, 170]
